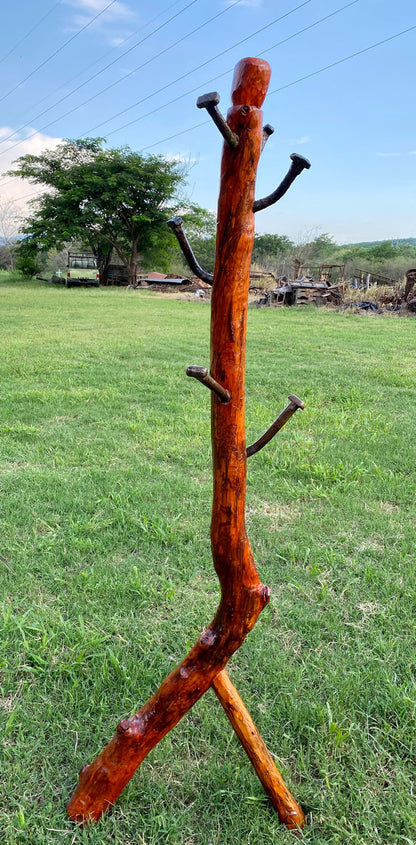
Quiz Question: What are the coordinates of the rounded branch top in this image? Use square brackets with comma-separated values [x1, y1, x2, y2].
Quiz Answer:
[231, 57, 271, 108]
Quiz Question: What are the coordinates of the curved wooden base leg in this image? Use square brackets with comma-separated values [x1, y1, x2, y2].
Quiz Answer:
[211, 670, 305, 830]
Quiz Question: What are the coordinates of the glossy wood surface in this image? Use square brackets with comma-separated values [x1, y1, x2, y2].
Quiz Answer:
[67, 58, 303, 829]
[212, 670, 305, 829]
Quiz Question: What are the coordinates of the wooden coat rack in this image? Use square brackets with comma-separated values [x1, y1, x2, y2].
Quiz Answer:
[67, 57, 310, 831]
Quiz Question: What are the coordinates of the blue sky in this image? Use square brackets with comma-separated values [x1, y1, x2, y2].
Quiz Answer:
[0, 0, 414, 243]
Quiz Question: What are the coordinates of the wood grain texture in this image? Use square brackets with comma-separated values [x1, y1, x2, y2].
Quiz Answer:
[67, 57, 303, 829]
[212, 670, 305, 829]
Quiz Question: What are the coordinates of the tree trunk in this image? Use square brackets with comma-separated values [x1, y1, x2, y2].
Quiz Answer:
[127, 263, 137, 286]
[128, 241, 138, 286]
[99, 252, 111, 286]
[92, 246, 111, 286]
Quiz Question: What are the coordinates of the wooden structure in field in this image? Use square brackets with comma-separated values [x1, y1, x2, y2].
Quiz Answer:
[67, 57, 309, 832]
[269, 279, 341, 307]
[293, 262, 345, 284]
[353, 268, 398, 288]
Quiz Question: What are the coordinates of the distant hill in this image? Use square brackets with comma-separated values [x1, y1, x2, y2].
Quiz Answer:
[0, 236, 21, 245]
[345, 237, 416, 249]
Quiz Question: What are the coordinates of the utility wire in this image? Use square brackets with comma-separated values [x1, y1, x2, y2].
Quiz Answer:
[4, 14, 415, 192]
[1, 0, 324, 175]
[8, 20, 416, 203]
[0, 0, 358, 182]
[141, 120, 210, 151]
[83, 0, 315, 137]
[1, 0, 239, 149]
[258, 0, 359, 60]
[0, 2, 61, 67]
[0, 178, 19, 189]
[21, 0, 192, 119]
[11, 190, 45, 202]
[0, 0, 361, 169]
[0, 0, 313, 160]
[268, 23, 416, 95]
[0, 0, 202, 147]
[97, 0, 360, 139]
[138, 22, 416, 153]
[0, 0, 118, 105]
[55, 0, 243, 126]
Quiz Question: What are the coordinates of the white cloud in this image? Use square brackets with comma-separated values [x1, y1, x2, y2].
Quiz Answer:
[165, 151, 200, 167]
[0, 127, 14, 140]
[0, 129, 62, 208]
[63, 0, 135, 44]
[5, 130, 62, 158]
[296, 136, 310, 145]
[65, 0, 133, 22]
[108, 36, 126, 47]
[71, 14, 93, 27]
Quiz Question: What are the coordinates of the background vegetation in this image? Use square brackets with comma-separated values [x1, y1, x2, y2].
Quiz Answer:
[171, 214, 416, 283]
[0, 275, 415, 844]
[2, 136, 415, 283]
[7, 139, 186, 284]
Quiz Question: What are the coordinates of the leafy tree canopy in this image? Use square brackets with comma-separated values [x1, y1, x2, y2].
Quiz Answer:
[10, 138, 186, 283]
[180, 205, 217, 240]
[252, 233, 293, 264]
[174, 205, 217, 274]
[305, 233, 336, 260]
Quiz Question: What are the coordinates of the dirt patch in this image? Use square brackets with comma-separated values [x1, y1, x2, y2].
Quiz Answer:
[357, 537, 385, 552]
[247, 500, 301, 528]
[357, 601, 383, 617]
[378, 501, 399, 513]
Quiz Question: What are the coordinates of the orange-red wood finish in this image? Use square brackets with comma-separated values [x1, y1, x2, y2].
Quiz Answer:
[67, 57, 303, 828]
[212, 670, 305, 829]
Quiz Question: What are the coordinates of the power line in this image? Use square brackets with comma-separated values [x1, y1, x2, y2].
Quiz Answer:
[0, 0, 202, 148]
[268, 23, 416, 96]
[0, 178, 19, 189]
[138, 22, 416, 154]
[7, 22, 416, 207]
[0, 0, 313, 160]
[258, 0, 360, 61]
[83, 0, 315, 137]
[56, 0, 243, 127]
[3, 0, 241, 150]
[141, 119, 210, 151]
[19, 0, 193, 122]
[0, 0, 118, 105]
[0, 2, 61, 67]
[3, 12, 414, 191]
[0, 0, 358, 167]
[96, 0, 360, 139]
[0, 0, 318, 188]
[12, 191, 45, 202]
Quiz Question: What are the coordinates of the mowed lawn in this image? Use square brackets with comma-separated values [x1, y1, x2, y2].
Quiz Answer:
[0, 278, 415, 845]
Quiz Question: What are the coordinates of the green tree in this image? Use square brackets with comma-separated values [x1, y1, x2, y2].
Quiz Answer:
[306, 233, 337, 261]
[252, 233, 293, 266]
[179, 205, 217, 274]
[10, 139, 186, 284]
[366, 241, 398, 261]
[14, 238, 42, 276]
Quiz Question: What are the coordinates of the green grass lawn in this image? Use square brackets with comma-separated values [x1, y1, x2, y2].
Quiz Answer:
[1, 276, 415, 844]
